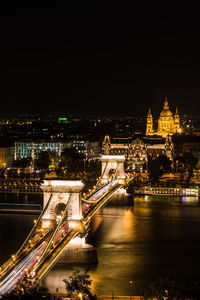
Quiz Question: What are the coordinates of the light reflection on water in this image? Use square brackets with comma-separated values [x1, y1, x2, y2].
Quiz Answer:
[1, 193, 200, 295]
[42, 194, 200, 295]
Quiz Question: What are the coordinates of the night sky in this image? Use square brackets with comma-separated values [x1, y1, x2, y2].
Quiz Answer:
[0, 4, 200, 116]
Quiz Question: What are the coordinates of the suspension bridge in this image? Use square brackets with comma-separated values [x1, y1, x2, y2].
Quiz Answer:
[0, 155, 133, 295]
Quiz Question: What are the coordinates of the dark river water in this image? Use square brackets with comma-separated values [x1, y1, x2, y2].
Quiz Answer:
[1, 192, 200, 295]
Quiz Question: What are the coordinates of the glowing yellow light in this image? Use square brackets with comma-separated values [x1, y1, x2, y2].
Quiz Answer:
[42, 180, 83, 187]
[101, 155, 125, 159]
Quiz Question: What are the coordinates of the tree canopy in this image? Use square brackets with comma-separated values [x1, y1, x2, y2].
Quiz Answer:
[144, 277, 186, 300]
[148, 155, 172, 182]
[14, 157, 32, 169]
[148, 157, 163, 181]
[158, 155, 171, 172]
[59, 148, 85, 172]
[1, 280, 51, 300]
[34, 151, 51, 170]
[63, 270, 96, 299]
[180, 152, 198, 184]
[144, 277, 200, 300]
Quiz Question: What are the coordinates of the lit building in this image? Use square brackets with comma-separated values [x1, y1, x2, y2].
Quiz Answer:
[65, 141, 101, 160]
[146, 98, 181, 138]
[102, 135, 174, 171]
[0, 147, 15, 168]
[15, 142, 65, 160]
[58, 116, 68, 124]
[15, 140, 101, 161]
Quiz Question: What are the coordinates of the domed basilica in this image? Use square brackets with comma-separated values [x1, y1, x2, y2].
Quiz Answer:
[146, 97, 181, 138]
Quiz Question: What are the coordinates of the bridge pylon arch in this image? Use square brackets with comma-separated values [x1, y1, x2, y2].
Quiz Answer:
[41, 180, 84, 229]
[100, 155, 126, 185]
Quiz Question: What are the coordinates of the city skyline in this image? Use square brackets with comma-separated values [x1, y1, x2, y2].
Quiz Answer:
[1, 6, 200, 297]
[0, 5, 200, 115]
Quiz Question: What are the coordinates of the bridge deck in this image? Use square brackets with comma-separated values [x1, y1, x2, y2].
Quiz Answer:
[35, 230, 78, 281]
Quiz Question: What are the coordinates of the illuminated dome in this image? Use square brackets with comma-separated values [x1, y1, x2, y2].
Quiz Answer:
[146, 97, 181, 137]
[159, 99, 173, 117]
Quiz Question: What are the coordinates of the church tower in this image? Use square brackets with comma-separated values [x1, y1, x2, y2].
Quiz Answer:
[146, 108, 154, 135]
[102, 135, 111, 155]
[173, 107, 181, 133]
[146, 97, 182, 138]
[157, 97, 174, 137]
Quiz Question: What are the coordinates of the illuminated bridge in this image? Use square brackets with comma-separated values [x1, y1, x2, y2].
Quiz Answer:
[0, 155, 134, 295]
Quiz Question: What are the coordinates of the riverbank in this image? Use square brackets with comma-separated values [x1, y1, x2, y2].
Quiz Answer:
[0, 192, 43, 213]
[51, 293, 143, 299]
[0, 203, 41, 214]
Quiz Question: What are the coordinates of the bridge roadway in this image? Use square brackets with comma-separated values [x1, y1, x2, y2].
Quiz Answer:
[0, 179, 125, 295]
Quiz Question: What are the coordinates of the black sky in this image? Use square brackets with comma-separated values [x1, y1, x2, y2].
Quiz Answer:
[0, 4, 200, 116]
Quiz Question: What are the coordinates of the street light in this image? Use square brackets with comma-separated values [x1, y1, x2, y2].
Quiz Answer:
[11, 255, 15, 261]
[129, 280, 133, 300]
[79, 293, 82, 300]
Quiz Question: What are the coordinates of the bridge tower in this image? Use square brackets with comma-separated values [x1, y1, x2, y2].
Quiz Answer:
[41, 180, 83, 229]
[41, 180, 97, 264]
[100, 155, 126, 185]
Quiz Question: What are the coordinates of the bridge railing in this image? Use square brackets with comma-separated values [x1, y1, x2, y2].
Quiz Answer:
[83, 182, 121, 223]
[0, 181, 42, 194]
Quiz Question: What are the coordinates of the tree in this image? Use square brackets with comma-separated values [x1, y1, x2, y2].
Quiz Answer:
[49, 151, 60, 170]
[148, 157, 163, 182]
[14, 158, 31, 169]
[59, 148, 85, 172]
[158, 155, 171, 173]
[63, 270, 97, 300]
[6, 169, 18, 178]
[85, 159, 101, 177]
[0, 168, 5, 178]
[180, 152, 198, 184]
[1, 279, 51, 300]
[144, 277, 186, 300]
[34, 151, 51, 170]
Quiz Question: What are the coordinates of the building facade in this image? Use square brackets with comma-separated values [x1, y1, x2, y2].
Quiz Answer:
[65, 141, 101, 160]
[146, 98, 181, 138]
[0, 147, 15, 168]
[15, 142, 65, 160]
[15, 140, 101, 161]
[102, 135, 174, 171]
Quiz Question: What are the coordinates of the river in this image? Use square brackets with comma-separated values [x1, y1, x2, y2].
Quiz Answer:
[1, 193, 200, 295]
